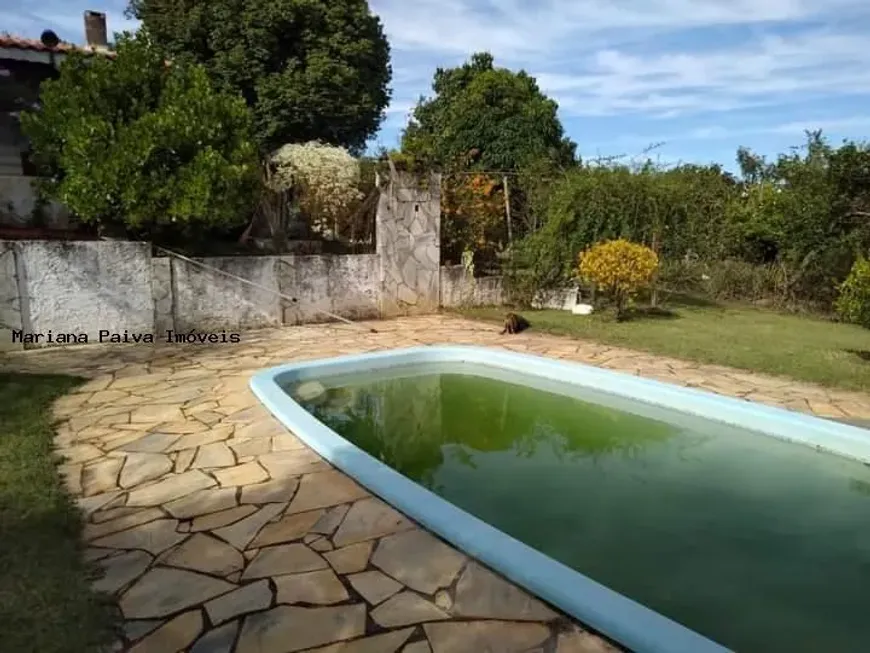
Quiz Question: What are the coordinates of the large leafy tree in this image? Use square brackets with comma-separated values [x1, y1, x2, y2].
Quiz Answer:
[19, 31, 260, 238]
[401, 52, 577, 171]
[127, 0, 392, 153]
[732, 132, 870, 303]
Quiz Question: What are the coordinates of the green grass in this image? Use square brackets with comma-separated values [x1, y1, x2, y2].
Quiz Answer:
[454, 297, 870, 392]
[0, 373, 117, 653]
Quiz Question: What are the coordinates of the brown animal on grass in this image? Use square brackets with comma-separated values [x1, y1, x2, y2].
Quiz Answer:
[500, 312, 530, 335]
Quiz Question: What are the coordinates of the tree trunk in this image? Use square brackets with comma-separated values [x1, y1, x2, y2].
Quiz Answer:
[650, 229, 660, 307]
[503, 175, 513, 244]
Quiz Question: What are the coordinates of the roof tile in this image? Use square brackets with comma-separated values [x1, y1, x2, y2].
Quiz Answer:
[0, 33, 115, 57]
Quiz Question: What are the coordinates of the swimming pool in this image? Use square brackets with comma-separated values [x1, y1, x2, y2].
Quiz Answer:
[249, 346, 870, 653]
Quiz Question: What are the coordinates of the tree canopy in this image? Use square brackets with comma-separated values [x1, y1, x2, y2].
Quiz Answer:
[20, 31, 260, 237]
[127, 0, 392, 154]
[504, 131, 870, 314]
[400, 52, 577, 171]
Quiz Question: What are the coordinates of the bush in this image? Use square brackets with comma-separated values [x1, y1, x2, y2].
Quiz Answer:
[656, 258, 838, 312]
[269, 141, 364, 239]
[502, 232, 574, 308]
[703, 260, 788, 304]
[441, 173, 506, 267]
[835, 257, 870, 328]
[578, 239, 659, 319]
[659, 259, 787, 305]
[20, 31, 260, 238]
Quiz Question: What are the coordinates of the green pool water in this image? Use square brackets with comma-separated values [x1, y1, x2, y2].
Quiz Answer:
[286, 362, 870, 653]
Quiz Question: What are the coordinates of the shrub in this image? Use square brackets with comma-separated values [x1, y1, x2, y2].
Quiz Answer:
[441, 173, 506, 266]
[269, 141, 363, 239]
[835, 257, 870, 328]
[578, 239, 659, 319]
[19, 31, 260, 237]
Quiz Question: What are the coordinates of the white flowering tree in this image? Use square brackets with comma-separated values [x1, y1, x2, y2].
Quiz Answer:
[269, 141, 363, 239]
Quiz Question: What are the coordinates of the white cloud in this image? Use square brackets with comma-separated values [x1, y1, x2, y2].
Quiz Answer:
[531, 32, 870, 117]
[5, 0, 870, 153]
[370, 0, 870, 126]
[373, 0, 867, 58]
[767, 116, 870, 135]
[681, 115, 870, 142]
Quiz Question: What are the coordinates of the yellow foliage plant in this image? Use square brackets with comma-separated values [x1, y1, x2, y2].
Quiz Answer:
[441, 173, 504, 263]
[578, 239, 659, 319]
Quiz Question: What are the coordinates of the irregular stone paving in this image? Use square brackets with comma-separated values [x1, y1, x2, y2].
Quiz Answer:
[3, 314, 870, 653]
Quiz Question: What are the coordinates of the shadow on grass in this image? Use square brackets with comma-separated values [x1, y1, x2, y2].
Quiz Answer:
[619, 306, 681, 321]
[845, 349, 870, 363]
[0, 372, 119, 653]
[653, 291, 722, 309]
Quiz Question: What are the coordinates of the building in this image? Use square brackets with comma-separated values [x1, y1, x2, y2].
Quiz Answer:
[0, 10, 113, 236]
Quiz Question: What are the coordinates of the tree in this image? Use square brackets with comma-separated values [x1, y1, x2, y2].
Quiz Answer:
[19, 30, 260, 238]
[836, 257, 870, 328]
[128, 0, 392, 154]
[736, 146, 773, 185]
[441, 173, 507, 265]
[400, 52, 577, 171]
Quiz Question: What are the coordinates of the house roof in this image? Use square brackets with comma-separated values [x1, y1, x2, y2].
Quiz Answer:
[0, 33, 115, 58]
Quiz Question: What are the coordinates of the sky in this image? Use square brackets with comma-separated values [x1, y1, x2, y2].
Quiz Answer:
[4, 0, 870, 172]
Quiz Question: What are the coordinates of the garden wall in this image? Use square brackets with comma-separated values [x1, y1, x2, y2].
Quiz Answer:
[1, 236, 588, 351]
[439, 265, 505, 307]
[439, 264, 579, 310]
[3, 240, 512, 351]
[1, 240, 154, 351]
[0, 171, 453, 350]
[156, 253, 381, 333]
[0, 240, 386, 351]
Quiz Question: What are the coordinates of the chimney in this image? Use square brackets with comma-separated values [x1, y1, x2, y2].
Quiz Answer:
[83, 10, 107, 48]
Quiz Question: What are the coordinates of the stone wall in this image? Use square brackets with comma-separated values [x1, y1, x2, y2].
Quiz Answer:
[439, 265, 505, 307]
[376, 171, 441, 317]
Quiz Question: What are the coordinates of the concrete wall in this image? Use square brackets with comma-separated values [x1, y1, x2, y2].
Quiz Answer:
[170, 256, 283, 332]
[440, 265, 505, 307]
[532, 287, 581, 310]
[439, 265, 580, 311]
[0, 241, 23, 350]
[279, 254, 380, 325]
[160, 254, 381, 333]
[0, 111, 69, 226]
[0, 175, 71, 228]
[1, 242, 385, 350]
[1, 240, 154, 349]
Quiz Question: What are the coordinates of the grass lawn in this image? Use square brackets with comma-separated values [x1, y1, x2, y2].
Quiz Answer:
[454, 297, 870, 392]
[0, 373, 117, 653]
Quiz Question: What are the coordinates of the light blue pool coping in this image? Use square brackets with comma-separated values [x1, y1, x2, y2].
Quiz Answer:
[249, 345, 870, 653]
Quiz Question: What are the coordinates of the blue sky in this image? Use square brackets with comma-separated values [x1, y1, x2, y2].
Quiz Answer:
[5, 0, 870, 172]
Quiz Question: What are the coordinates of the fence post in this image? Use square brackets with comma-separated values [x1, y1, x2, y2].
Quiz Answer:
[503, 175, 513, 244]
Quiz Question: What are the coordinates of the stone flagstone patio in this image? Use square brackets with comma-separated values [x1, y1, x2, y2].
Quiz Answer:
[3, 314, 870, 653]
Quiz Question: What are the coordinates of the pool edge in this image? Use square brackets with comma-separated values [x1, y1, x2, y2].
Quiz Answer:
[249, 345, 766, 653]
